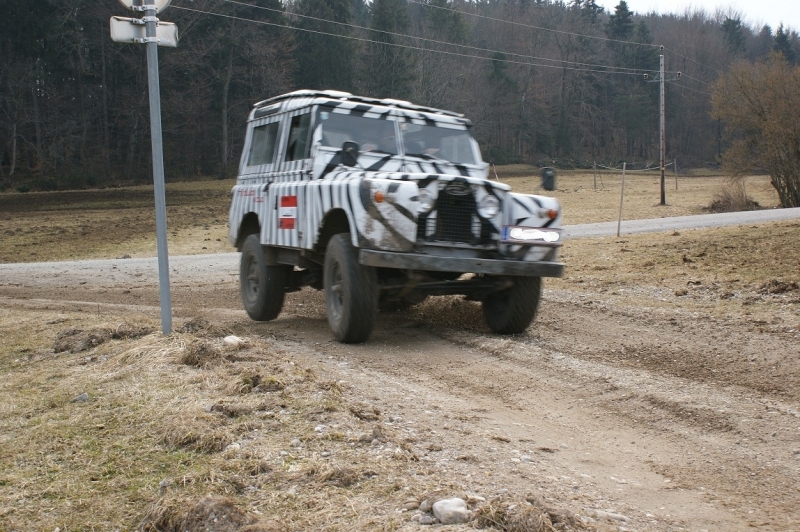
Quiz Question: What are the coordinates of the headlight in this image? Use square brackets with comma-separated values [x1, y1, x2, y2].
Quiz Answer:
[417, 188, 435, 214]
[477, 194, 500, 219]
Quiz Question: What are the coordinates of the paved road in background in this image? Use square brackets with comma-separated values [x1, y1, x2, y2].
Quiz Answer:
[563, 206, 800, 238]
[2, 207, 799, 287]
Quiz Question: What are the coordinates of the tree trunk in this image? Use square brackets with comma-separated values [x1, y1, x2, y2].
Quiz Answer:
[32, 80, 42, 171]
[220, 40, 234, 177]
[9, 123, 17, 180]
[101, 20, 111, 180]
[125, 113, 139, 180]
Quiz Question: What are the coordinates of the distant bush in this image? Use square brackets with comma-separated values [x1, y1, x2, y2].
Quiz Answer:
[706, 179, 761, 212]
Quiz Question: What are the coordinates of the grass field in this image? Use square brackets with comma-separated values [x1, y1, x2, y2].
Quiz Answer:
[0, 168, 782, 264]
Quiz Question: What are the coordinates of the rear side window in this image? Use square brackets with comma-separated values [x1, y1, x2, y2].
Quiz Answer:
[248, 122, 280, 166]
[285, 113, 312, 162]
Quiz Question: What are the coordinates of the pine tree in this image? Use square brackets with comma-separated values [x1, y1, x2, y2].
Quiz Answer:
[361, 0, 414, 99]
[606, 1, 634, 41]
[773, 24, 797, 64]
[721, 16, 746, 55]
[294, 0, 356, 90]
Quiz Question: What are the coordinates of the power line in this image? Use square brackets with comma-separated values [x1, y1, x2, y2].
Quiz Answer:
[216, 0, 657, 75]
[404, 0, 721, 80]
[171, 4, 660, 77]
[678, 72, 711, 86]
[663, 47, 722, 75]
[406, 0, 662, 49]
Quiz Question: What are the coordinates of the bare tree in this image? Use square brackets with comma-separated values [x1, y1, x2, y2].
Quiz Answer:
[711, 52, 800, 207]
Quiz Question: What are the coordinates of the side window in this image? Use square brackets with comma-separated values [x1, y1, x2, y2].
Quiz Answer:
[248, 121, 279, 166]
[285, 113, 312, 162]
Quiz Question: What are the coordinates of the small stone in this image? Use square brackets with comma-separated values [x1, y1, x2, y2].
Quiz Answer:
[158, 478, 169, 496]
[520, 454, 532, 462]
[291, 438, 302, 448]
[321, 451, 331, 457]
[315, 425, 325, 433]
[223, 335, 243, 346]
[419, 499, 433, 513]
[410, 513, 421, 522]
[371, 438, 381, 446]
[403, 499, 419, 511]
[418, 515, 435, 525]
[70, 393, 89, 403]
[432, 498, 470, 525]
[589, 509, 629, 523]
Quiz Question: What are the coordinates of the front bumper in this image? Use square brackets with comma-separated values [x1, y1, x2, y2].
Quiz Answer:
[359, 249, 564, 277]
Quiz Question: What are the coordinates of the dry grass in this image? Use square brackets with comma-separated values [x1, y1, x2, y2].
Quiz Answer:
[0, 311, 464, 531]
[0, 180, 233, 263]
[0, 169, 783, 263]
[495, 168, 779, 224]
[548, 219, 800, 328]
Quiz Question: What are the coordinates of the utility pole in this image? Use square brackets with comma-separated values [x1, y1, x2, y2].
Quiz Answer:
[645, 47, 680, 207]
[111, 0, 178, 334]
[659, 51, 666, 206]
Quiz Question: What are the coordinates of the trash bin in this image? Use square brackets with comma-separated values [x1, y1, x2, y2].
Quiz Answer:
[541, 167, 555, 191]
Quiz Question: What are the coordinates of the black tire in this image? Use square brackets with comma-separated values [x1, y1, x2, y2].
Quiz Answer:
[482, 276, 542, 334]
[324, 233, 378, 343]
[240, 234, 288, 321]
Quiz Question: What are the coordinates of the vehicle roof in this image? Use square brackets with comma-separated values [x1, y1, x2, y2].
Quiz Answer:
[250, 90, 470, 126]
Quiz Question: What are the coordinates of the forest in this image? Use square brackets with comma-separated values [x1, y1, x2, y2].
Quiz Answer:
[1, 0, 799, 189]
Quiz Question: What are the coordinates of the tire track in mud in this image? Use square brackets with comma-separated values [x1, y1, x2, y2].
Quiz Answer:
[406, 297, 800, 529]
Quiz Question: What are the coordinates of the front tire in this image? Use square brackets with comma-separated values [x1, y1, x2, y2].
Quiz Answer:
[482, 276, 541, 334]
[324, 233, 378, 343]
[240, 235, 288, 321]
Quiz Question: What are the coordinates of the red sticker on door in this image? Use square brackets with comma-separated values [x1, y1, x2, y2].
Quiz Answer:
[279, 195, 297, 229]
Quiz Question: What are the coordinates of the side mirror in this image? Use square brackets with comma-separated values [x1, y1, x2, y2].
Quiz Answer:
[541, 167, 556, 191]
[341, 141, 359, 167]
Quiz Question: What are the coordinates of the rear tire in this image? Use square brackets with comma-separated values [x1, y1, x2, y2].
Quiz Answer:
[240, 235, 288, 321]
[324, 233, 378, 343]
[482, 276, 541, 334]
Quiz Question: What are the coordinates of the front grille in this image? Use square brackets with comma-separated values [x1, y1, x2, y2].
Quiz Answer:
[417, 182, 494, 246]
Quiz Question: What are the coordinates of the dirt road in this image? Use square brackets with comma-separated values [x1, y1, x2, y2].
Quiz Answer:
[2, 216, 800, 531]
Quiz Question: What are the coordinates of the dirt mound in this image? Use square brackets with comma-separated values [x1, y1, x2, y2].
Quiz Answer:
[177, 316, 233, 338]
[758, 279, 799, 294]
[53, 323, 153, 353]
[140, 495, 288, 532]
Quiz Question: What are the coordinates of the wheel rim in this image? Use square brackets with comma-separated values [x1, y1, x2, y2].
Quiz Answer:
[328, 260, 344, 322]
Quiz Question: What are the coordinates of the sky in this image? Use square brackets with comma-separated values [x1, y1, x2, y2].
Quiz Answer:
[597, 0, 800, 33]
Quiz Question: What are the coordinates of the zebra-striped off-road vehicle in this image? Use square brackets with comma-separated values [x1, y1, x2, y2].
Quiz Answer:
[229, 90, 564, 343]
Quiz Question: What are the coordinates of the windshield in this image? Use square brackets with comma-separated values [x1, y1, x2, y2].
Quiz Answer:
[317, 109, 477, 164]
[318, 110, 398, 154]
[401, 123, 476, 165]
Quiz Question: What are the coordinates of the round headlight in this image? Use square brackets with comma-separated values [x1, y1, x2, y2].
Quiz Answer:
[418, 188, 435, 214]
[477, 194, 500, 219]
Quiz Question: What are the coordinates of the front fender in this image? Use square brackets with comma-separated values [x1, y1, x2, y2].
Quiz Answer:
[354, 178, 419, 252]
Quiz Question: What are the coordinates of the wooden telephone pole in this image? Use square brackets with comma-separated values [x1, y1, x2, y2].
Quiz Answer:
[646, 46, 680, 207]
